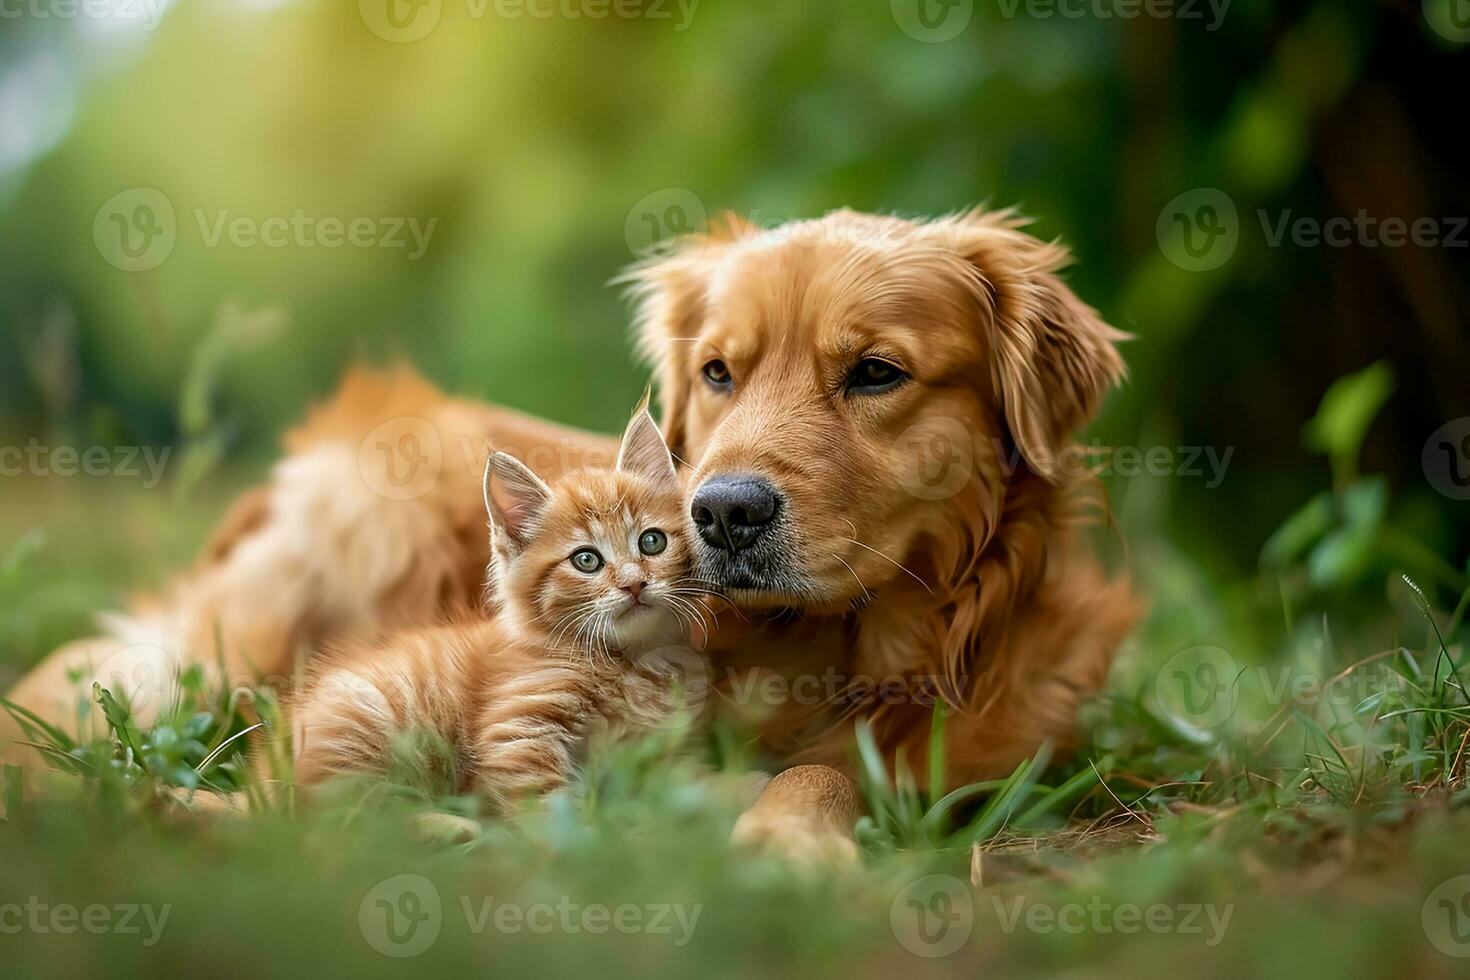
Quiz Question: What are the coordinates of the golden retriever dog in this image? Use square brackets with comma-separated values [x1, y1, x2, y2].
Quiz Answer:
[3, 208, 1138, 863]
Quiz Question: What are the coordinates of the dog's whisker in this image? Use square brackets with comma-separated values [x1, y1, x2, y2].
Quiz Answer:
[832, 554, 872, 605]
[838, 535, 934, 596]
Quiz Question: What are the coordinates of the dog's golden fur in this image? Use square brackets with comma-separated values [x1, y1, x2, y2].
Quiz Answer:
[629, 208, 1138, 784]
[3, 208, 1138, 860]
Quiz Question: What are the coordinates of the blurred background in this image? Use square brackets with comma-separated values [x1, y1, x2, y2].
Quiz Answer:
[2, 8, 1470, 976]
[0, 0, 1466, 677]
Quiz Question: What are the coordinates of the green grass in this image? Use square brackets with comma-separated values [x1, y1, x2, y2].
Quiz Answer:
[2, 486, 1469, 978]
[3, 362, 1470, 978]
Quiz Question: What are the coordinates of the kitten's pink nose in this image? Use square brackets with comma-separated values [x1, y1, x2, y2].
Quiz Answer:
[620, 581, 646, 601]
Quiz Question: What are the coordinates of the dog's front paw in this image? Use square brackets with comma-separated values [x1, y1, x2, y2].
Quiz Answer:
[729, 809, 861, 870]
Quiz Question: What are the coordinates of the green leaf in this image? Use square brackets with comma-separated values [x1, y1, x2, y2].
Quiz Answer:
[93, 683, 147, 774]
[1261, 492, 1333, 568]
[1339, 477, 1387, 528]
[1307, 525, 1376, 588]
[1302, 360, 1394, 488]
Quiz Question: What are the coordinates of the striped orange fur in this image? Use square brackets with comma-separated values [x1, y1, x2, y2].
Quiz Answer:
[286, 407, 702, 808]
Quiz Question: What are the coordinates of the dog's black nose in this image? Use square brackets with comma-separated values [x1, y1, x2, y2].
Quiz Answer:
[691, 474, 779, 554]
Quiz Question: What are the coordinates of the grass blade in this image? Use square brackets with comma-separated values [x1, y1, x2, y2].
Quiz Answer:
[853, 719, 896, 829]
[196, 722, 263, 775]
[969, 742, 1054, 844]
[0, 695, 78, 752]
[927, 702, 948, 806]
[1014, 758, 1108, 828]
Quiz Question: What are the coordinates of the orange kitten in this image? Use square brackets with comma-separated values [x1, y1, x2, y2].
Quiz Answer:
[287, 408, 703, 808]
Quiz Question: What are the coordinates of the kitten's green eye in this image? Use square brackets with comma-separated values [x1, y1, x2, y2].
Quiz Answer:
[570, 548, 604, 573]
[638, 529, 668, 556]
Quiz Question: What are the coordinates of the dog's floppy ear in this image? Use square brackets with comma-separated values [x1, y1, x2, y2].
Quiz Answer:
[618, 213, 745, 464]
[484, 451, 553, 551]
[937, 209, 1129, 481]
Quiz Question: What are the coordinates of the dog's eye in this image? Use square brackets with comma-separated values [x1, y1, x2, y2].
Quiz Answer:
[702, 359, 733, 389]
[847, 358, 908, 394]
[569, 548, 604, 573]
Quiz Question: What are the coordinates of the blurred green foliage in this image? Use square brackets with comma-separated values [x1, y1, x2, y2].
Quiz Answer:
[0, 1, 1464, 588]
[0, 8, 1468, 975]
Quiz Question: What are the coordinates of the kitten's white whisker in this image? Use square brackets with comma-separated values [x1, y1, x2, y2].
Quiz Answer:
[549, 608, 599, 651]
[595, 611, 616, 666]
[666, 582, 747, 621]
[663, 593, 710, 631]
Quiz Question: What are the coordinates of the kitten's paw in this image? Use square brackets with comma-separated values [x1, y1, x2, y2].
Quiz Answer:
[729, 809, 861, 870]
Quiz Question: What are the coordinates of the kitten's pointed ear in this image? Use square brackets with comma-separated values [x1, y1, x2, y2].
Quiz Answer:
[484, 451, 553, 549]
[616, 400, 678, 491]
